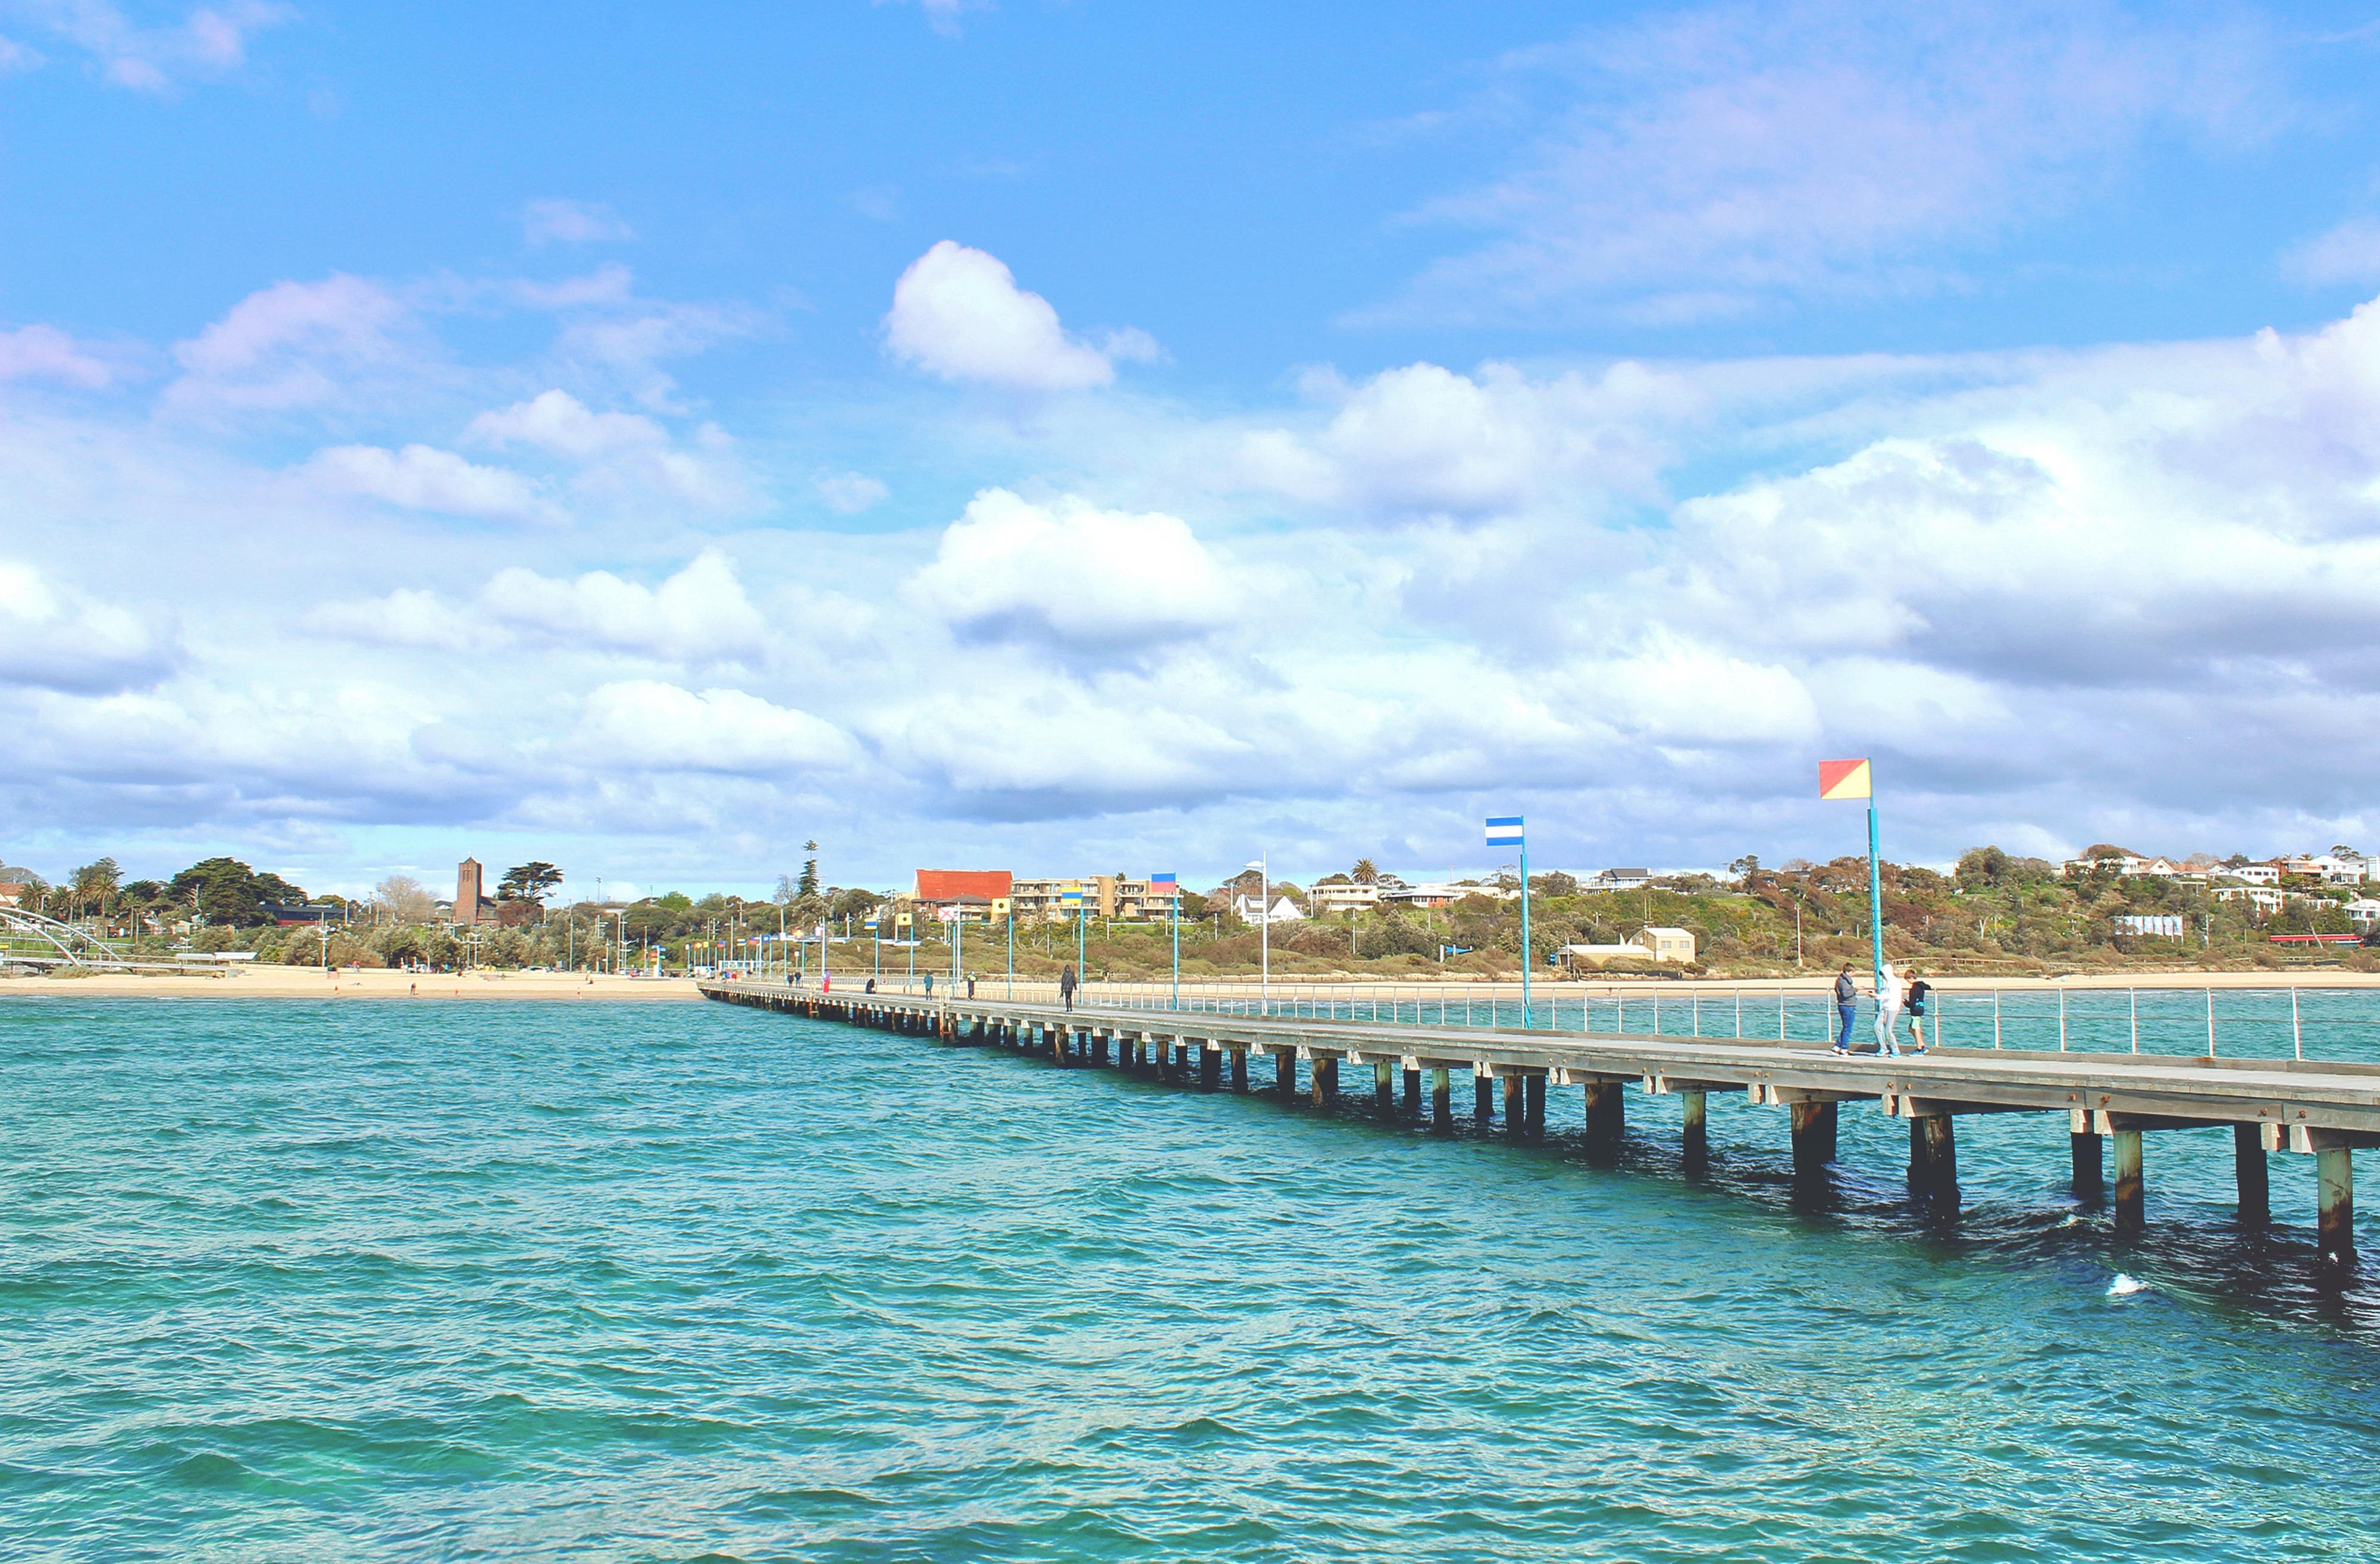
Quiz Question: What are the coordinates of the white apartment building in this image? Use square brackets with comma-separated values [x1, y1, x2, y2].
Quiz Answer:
[1309, 882, 1383, 916]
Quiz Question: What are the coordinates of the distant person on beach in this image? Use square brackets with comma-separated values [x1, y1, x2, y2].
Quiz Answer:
[1874, 961, 1906, 1057]
[1059, 964, 1077, 1011]
[1832, 966, 1857, 1053]
[1906, 970, 1930, 1054]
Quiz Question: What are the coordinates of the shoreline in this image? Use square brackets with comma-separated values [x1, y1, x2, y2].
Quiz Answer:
[0, 969, 703, 1001]
[8, 967, 2379, 1002]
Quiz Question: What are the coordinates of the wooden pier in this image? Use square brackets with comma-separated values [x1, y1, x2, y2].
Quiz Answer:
[700, 981, 2380, 1261]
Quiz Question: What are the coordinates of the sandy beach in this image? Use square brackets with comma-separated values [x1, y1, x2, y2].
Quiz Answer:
[0, 967, 704, 1001]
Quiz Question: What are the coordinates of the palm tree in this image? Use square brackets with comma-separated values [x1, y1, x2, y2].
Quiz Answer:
[1351, 858, 1379, 885]
[70, 858, 121, 922]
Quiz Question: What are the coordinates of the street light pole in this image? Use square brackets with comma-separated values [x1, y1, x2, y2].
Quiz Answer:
[1247, 854, 1268, 1017]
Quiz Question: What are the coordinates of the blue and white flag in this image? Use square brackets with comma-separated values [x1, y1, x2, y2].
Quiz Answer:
[1485, 815, 1524, 847]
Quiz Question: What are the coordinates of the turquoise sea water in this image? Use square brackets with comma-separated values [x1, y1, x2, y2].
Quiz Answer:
[8, 996, 2380, 1560]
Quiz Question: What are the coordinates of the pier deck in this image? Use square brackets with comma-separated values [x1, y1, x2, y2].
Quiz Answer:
[700, 980, 2380, 1261]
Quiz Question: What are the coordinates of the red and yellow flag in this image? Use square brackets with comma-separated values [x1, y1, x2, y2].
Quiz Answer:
[1818, 758, 1872, 800]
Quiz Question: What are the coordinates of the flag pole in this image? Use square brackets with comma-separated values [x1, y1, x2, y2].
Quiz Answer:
[1520, 836, 1533, 1028]
[1867, 792, 1884, 998]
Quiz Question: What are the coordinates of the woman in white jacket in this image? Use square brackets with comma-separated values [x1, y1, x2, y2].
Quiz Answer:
[1873, 960, 1906, 1057]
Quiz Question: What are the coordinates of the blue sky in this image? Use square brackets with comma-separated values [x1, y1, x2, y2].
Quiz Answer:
[7, 0, 2380, 899]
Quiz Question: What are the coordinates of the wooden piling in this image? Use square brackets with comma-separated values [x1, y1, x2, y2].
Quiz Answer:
[1525, 1073, 1545, 1137]
[2319, 1145, 2355, 1262]
[2234, 1123, 2269, 1226]
[1430, 1067, 1452, 1133]
[1584, 1080, 1624, 1142]
[1681, 1090, 1708, 1165]
[1312, 1055, 1338, 1108]
[1230, 1046, 1248, 1091]
[2071, 1124, 2104, 1199]
[1909, 1115, 1956, 1196]
[1474, 1070, 1493, 1125]
[1373, 1060, 1393, 1112]
[1277, 1050, 1297, 1098]
[1402, 1067, 1421, 1114]
[1789, 1099, 1834, 1174]
[1503, 1072, 1524, 1137]
[2113, 1129, 2144, 1230]
[1201, 1045, 1221, 1091]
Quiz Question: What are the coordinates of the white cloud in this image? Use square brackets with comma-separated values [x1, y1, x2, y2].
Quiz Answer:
[572, 681, 857, 775]
[522, 198, 636, 246]
[303, 444, 557, 524]
[2285, 217, 2380, 286]
[466, 389, 666, 459]
[170, 274, 413, 411]
[907, 488, 1235, 647]
[11, 0, 291, 92]
[884, 241, 1133, 390]
[0, 324, 112, 388]
[312, 588, 509, 654]
[816, 472, 889, 513]
[0, 561, 171, 692]
[1380, 2, 2276, 324]
[483, 550, 771, 662]
[1234, 359, 1696, 519]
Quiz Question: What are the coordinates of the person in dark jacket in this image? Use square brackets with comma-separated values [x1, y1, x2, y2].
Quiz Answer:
[1831, 965, 1858, 1054]
[966, 973, 977, 999]
[1906, 969, 1931, 1054]
[1059, 964, 1077, 1011]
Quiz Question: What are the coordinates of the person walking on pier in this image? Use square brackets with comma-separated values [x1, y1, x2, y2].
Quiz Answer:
[1059, 963, 1077, 1011]
[865, 976, 876, 994]
[923, 971, 934, 998]
[966, 972, 977, 999]
[1906, 969, 1931, 1054]
[1874, 961, 1906, 1057]
[1831, 965, 1858, 1054]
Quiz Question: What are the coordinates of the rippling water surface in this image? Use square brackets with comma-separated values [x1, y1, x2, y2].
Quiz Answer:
[7, 996, 2380, 1560]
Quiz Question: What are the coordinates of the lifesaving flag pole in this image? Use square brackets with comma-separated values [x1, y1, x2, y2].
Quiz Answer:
[1153, 873, 1180, 1008]
[1486, 816, 1529, 1027]
[1818, 759, 1883, 998]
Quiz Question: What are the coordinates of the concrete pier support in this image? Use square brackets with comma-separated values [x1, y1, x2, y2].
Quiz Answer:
[2113, 1129, 2144, 1230]
[1681, 1090, 1708, 1167]
[1402, 1068, 1421, 1115]
[1909, 1115, 1957, 1197]
[2319, 1145, 2356, 1263]
[1373, 1061, 1394, 1112]
[1583, 1080, 1624, 1143]
[2234, 1124, 2269, 1226]
[1431, 1068, 1452, 1133]
[1789, 1099, 1836, 1175]
[1475, 1071, 1493, 1125]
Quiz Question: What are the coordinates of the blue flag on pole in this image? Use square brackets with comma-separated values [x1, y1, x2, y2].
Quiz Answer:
[1485, 815, 1524, 847]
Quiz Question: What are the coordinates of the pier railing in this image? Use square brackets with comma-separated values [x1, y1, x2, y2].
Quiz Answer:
[780, 976, 2380, 1065]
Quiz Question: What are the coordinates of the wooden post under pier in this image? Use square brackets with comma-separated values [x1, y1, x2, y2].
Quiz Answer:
[2113, 1129, 2144, 1230]
[1681, 1090, 1708, 1166]
[1909, 1115, 1957, 1196]
[2235, 1124, 2269, 1226]
[1430, 1067, 1452, 1133]
[1789, 1099, 1835, 1174]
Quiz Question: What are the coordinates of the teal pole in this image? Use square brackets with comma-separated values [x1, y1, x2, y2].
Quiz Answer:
[953, 907, 962, 987]
[1867, 797, 1884, 997]
[1006, 907, 1014, 1000]
[1076, 899, 1086, 997]
[1170, 886, 1179, 1009]
[1520, 838, 1532, 1029]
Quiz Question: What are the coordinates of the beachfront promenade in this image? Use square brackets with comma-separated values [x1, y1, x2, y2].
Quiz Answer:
[699, 980, 2380, 1263]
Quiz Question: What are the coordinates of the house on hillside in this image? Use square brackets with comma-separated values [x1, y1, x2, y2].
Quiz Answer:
[1586, 869, 1652, 891]
[1232, 894, 1305, 924]
[1637, 926, 1696, 963]
[1310, 881, 1382, 916]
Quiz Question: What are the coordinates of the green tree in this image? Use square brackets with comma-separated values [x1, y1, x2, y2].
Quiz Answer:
[168, 858, 303, 928]
[68, 857, 121, 919]
[1351, 858, 1379, 885]
[797, 841, 821, 900]
[497, 861, 563, 907]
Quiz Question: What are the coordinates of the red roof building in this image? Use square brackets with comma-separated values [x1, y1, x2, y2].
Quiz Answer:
[914, 869, 1013, 904]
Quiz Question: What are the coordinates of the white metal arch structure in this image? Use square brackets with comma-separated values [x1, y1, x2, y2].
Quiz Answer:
[0, 906, 134, 968]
